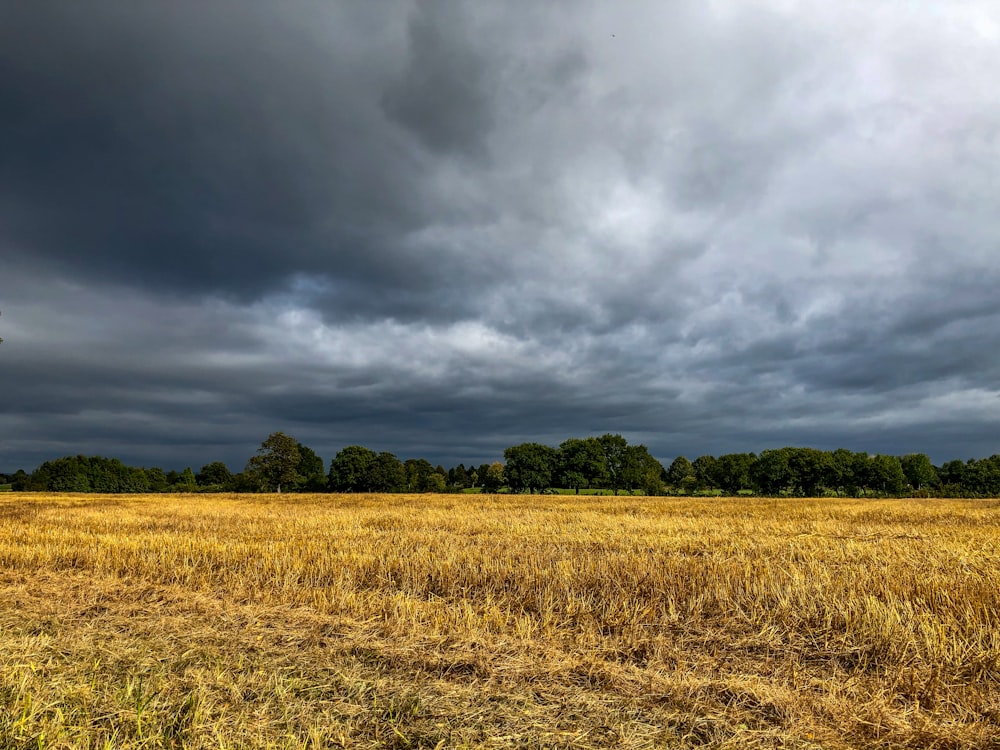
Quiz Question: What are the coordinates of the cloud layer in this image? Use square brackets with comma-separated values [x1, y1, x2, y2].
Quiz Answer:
[2, 1, 999, 471]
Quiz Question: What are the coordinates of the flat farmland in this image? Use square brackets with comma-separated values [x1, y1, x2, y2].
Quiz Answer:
[1, 493, 998, 749]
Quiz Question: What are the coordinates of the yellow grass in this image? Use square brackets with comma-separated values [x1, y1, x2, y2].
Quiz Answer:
[0, 493, 998, 749]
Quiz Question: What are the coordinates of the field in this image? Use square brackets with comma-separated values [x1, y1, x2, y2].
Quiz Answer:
[1, 494, 998, 749]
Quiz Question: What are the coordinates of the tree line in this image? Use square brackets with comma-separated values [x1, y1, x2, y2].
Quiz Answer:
[3, 432, 1000, 497]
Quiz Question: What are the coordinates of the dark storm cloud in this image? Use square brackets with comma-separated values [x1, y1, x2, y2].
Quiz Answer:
[381, 1, 496, 159]
[3, 1, 1000, 472]
[0, 3, 442, 304]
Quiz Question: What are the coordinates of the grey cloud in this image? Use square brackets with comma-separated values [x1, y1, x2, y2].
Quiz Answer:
[3, 1, 1000, 472]
[381, 1, 496, 159]
[0, 3, 441, 301]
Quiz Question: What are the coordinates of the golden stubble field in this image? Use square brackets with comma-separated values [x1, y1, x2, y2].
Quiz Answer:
[0, 493, 998, 749]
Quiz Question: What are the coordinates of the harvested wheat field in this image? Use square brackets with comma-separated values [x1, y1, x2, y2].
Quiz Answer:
[0, 493, 998, 749]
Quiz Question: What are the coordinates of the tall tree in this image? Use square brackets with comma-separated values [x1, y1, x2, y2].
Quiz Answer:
[714, 453, 757, 494]
[598, 434, 631, 495]
[829, 448, 858, 496]
[625, 444, 665, 495]
[754, 449, 792, 495]
[847, 452, 874, 495]
[328, 446, 378, 492]
[296, 443, 327, 491]
[557, 437, 606, 494]
[962, 457, 1000, 496]
[692, 455, 719, 491]
[979, 456, 1000, 496]
[666, 456, 695, 488]
[174, 467, 198, 491]
[901, 453, 938, 491]
[787, 448, 835, 496]
[371, 452, 406, 492]
[246, 432, 301, 493]
[197, 462, 233, 489]
[504, 443, 556, 493]
[31, 455, 150, 493]
[868, 454, 907, 495]
[481, 462, 505, 493]
[424, 472, 447, 493]
[39, 456, 90, 492]
[448, 464, 470, 489]
[404, 458, 436, 492]
[937, 459, 966, 488]
[9, 470, 29, 491]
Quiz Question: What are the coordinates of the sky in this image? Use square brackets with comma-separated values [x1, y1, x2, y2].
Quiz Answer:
[2, 1, 999, 473]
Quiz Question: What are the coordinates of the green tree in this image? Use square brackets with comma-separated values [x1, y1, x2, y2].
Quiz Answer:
[962, 457, 1000, 496]
[296, 443, 327, 491]
[476, 464, 490, 483]
[9, 470, 29, 491]
[197, 462, 233, 489]
[424, 472, 447, 493]
[623, 444, 664, 495]
[38, 456, 90, 492]
[901, 453, 938, 492]
[557, 437, 606, 494]
[868, 454, 907, 495]
[371, 452, 406, 492]
[979, 456, 1000, 496]
[144, 467, 168, 492]
[787, 448, 834, 496]
[829, 448, 857, 496]
[665, 456, 695, 489]
[597, 434, 631, 495]
[691, 455, 718, 491]
[404, 459, 435, 492]
[504, 443, 556, 493]
[979, 454, 1000, 497]
[328, 446, 378, 492]
[481, 462, 505, 493]
[754, 449, 793, 495]
[31, 455, 144, 493]
[246, 432, 301, 493]
[88, 457, 116, 492]
[172, 467, 198, 492]
[962, 459, 983, 495]
[938, 459, 966, 489]
[449, 464, 470, 489]
[850, 452, 874, 495]
[714, 453, 757, 494]
[229, 471, 262, 493]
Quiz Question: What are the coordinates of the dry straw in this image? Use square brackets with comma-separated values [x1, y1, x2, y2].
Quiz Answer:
[0, 492, 998, 748]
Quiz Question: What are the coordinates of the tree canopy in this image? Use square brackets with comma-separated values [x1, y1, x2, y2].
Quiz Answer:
[11, 430, 1000, 499]
[245, 432, 301, 493]
[503, 443, 557, 493]
[557, 437, 606, 494]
